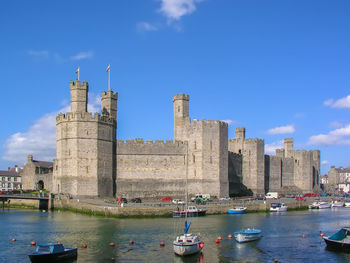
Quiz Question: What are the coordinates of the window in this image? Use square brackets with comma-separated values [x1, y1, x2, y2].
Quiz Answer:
[210, 141, 212, 150]
[1, 177, 4, 181]
[8, 183, 11, 188]
[178, 106, 180, 112]
[194, 141, 197, 149]
[193, 154, 195, 163]
[14, 177, 17, 182]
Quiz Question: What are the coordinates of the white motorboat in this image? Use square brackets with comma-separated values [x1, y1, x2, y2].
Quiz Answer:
[309, 201, 320, 209]
[318, 202, 331, 209]
[344, 201, 350, 208]
[270, 203, 288, 212]
[331, 200, 344, 207]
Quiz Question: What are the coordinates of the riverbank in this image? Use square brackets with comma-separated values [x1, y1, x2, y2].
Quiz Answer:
[52, 197, 316, 218]
[4, 197, 330, 218]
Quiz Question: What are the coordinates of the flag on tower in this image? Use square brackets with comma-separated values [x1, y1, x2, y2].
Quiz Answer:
[106, 64, 110, 72]
[75, 67, 80, 80]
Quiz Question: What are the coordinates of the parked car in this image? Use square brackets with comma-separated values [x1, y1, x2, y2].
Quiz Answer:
[304, 193, 318, 197]
[265, 192, 279, 199]
[219, 196, 230, 201]
[131, 197, 142, 203]
[172, 199, 185, 204]
[256, 194, 265, 200]
[161, 196, 173, 202]
[296, 196, 306, 201]
[121, 198, 128, 203]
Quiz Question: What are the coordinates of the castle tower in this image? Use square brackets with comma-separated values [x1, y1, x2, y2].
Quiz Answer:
[70, 80, 88, 112]
[235, 127, 246, 141]
[101, 90, 118, 119]
[284, 138, 294, 158]
[53, 80, 117, 197]
[173, 94, 190, 141]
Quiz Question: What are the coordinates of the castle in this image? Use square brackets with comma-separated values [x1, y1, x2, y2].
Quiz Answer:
[49, 80, 320, 198]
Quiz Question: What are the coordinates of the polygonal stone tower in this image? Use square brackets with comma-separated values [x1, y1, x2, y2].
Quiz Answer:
[53, 80, 117, 197]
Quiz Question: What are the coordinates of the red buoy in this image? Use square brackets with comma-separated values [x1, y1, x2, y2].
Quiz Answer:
[11, 238, 16, 242]
[320, 233, 324, 238]
[215, 239, 221, 243]
[30, 241, 36, 246]
[302, 234, 306, 238]
[218, 236, 223, 240]
[160, 242, 165, 246]
[228, 234, 233, 239]
[199, 241, 204, 249]
[129, 240, 134, 244]
[82, 244, 87, 248]
[109, 242, 115, 246]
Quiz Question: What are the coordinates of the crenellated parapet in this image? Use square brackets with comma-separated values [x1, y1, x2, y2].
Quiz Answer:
[101, 90, 118, 100]
[173, 94, 189, 102]
[190, 119, 228, 128]
[56, 112, 115, 125]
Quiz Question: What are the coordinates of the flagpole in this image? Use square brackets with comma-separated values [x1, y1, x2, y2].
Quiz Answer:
[108, 65, 110, 90]
[78, 68, 80, 81]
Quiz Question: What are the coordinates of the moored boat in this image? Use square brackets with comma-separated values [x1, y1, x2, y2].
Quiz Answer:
[309, 201, 320, 209]
[344, 201, 350, 208]
[28, 243, 77, 263]
[228, 207, 247, 214]
[173, 206, 206, 218]
[173, 221, 204, 256]
[270, 203, 288, 212]
[234, 228, 262, 243]
[318, 201, 331, 209]
[323, 227, 350, 252]
[331, 200, 344, 207]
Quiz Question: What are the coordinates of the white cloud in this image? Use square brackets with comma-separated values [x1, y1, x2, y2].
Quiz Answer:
[324, 95, 350, 108]
[137, 22, 158, 32]
[159, 0, 201, 20]
[2, 94, 101, 165]
[308, 124, 350, 146]
[70, 51, 94, 61]
[265, 140, 284, 155]
[27, 50, 49, 60]
[267, 125, 295, 135]
[221, 119, 237, 125]
[321, 160, 329, 165]
[329, 121, 343, 129]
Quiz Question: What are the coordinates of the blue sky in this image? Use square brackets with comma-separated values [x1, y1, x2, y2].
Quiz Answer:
[1, 0, 350, 175]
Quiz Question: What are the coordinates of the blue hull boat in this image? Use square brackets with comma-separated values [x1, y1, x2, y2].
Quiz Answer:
[29, 243, 77, 263]
[228, 207, 246, 214]
[234, 228, 262, 243]
[323, 227, 350, 252]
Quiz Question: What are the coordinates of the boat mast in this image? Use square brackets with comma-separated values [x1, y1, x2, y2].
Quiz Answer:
[185, 144, 188, 224]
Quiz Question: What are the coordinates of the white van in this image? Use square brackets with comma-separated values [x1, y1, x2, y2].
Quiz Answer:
[265, 192, 279, 199]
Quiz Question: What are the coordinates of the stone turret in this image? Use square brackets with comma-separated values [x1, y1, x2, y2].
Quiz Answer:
[70, 80, 88, 113]
[284, 138, 294, 158]
[101, 90, 118, 119]
[235, 127, 245, 141]
[173, 94, 190, 141]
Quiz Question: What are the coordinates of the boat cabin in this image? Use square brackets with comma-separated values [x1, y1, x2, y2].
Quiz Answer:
[35, 244, 65, 254]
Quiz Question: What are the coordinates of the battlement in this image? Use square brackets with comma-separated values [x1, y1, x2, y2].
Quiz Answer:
[70, 80, 88, 89]
[117, 139, 187, 146]
[101, 90, 118, 99]
[173, 94, 189, 102]
[56, 112, 114, 125]
[244, 138, 264, 144]
[190, 119, 228, 127]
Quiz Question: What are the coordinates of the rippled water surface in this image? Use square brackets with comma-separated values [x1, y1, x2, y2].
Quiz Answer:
[1, 208, 350, 262]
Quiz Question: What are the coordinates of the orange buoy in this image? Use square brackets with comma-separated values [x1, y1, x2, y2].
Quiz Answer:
[129, 240, 134, 244]
[274, 259, 278, 263]
[302, 234, 306, 238]
[215, 239, 221, 243]
[228, 234, 233, 239]
[57, 241, 61, 244]
[218, 236, 223, 240]
[320, 233, 324, 238]
[82, 244, 87, 248]
[11, 238, 16, 242]
[109, 242, 115, 246]
[30, 241, 36, 246]
[160, 242, 165, 246]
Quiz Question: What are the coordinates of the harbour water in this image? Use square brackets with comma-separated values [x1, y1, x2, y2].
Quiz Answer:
[1, 208, 350, 262]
